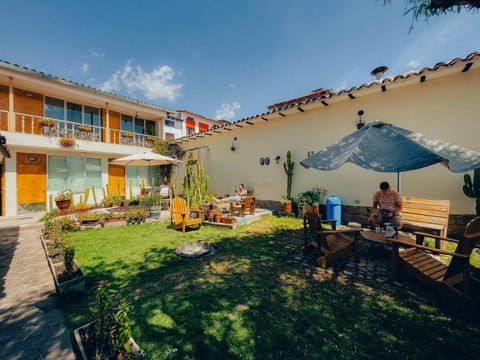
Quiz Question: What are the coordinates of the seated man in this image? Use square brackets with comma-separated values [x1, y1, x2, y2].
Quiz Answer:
[368, 181, 403, 229]
[215, 184, 248, 203]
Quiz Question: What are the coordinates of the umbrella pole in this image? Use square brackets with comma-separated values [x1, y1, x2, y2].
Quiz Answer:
[397, 172, 401, 193]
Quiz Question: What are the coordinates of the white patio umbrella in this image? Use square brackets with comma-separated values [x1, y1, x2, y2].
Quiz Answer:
[110, 151, 182, 166]
[110, 151, 182, 203]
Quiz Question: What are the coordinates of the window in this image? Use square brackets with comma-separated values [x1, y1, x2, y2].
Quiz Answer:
[126, 166, 157, 188]
[146, 120, 156, 136]
[135, 117, 145, 135]
[165, 119, 175, 127]
[67, 102, 82, 124]
[121, 114, 134, 132]
[48, 156, 102, 193]
[186, 117, 195, 135]
[85, 106, 101, 127]
[165, 132, 175, 140]
[199, 122, 209, 131]
[45, 97, 65, 120]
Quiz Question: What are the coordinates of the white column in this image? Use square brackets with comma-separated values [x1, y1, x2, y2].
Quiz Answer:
[5, 151, 17, 216]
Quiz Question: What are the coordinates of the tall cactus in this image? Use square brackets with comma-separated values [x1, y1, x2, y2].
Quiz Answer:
[182, 154, 209, 208]
[463, 168, 480, 215]
[283, 150, 294, 200]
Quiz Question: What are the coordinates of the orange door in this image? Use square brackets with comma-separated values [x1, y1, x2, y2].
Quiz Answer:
[108, 164, 125, 197]
[16, 153, 47, 206]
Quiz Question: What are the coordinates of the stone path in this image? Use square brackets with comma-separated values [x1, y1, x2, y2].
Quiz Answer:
[0, 213, 75, 360]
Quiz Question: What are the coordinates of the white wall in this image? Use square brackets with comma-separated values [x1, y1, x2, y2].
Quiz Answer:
[176, 67, 480, 214]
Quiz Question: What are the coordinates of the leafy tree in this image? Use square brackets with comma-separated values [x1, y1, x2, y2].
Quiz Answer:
[383, 0, 479, 21]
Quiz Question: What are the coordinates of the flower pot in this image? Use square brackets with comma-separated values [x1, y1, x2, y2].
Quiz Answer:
[207, 209, 216, 222]
[55, 199, 71, 210]
[220, 217, 236, 225]
[283, 200, 292, 213]
[214, 214, 223, 223]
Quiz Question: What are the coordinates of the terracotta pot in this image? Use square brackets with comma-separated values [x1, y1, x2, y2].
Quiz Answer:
[214, 214, 223, 223]
[207, 209, 216, 222]
[283, 201, 292, 213]
[55, 199, 71, 210]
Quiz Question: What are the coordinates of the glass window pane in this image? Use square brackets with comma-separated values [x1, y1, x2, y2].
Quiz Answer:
[67, 102, 82, 124]
[69, 157, 85, 192]
[121, 114, 133, 131]
[146, 120, 156, 136]
[86, 158, 102, 189]
[45, 97, 65, 120]
[85, 106, 101, 127]
[126, 167, 139, 187]
[135, 117, 145, 134]
[48, 156, 67, 191]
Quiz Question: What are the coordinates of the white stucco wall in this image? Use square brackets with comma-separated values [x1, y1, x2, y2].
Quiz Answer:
[176, 67, 480, 214]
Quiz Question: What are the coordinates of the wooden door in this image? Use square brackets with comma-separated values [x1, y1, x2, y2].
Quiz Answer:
[17, 153, 47, 206]
[108, 164, 125, 197]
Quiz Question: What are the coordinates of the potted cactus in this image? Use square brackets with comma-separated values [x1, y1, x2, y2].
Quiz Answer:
[282, 150, 294, 212]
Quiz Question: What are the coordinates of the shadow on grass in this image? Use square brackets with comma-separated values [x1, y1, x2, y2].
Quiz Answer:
[64, 218, 480, 360]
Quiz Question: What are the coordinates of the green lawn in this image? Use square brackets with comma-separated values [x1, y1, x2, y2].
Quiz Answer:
[62, 216, 480, 359]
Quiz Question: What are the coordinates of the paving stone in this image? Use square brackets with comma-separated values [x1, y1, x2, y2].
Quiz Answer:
[0, 216, 75, 360]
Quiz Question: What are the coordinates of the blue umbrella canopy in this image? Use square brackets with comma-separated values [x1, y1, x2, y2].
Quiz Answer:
[300, 120, 480, 173]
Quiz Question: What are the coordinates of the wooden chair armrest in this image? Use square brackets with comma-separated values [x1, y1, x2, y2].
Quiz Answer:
[171, 210, 186, 216]
[414, 231, 459, 243]
[388, 238, 469, 258]
[190, 209, 203, 215]
[317, 228, 363, 235]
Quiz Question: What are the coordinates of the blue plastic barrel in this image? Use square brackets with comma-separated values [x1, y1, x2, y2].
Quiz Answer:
[326, 195, 342, 226]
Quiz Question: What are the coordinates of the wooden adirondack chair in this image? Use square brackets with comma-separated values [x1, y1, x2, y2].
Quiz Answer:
[303, 205, 361, 267]
[169, 197, 203, 233]
[390, 216, 480, 305]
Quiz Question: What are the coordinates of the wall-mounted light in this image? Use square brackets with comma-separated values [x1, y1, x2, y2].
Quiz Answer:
[307, 151, 315, 157]
[264, 157, 270, 165]
[275, 155, 281, 164]
[356, 110, 365, 129]
[260, 157, 265, 165]
[231, 137, 237, 151]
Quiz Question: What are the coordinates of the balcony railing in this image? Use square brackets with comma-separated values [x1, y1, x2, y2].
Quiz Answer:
[0, 110, 161, 148]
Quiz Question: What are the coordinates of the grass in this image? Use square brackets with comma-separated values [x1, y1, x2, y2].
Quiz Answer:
[62, 216, 480, 359]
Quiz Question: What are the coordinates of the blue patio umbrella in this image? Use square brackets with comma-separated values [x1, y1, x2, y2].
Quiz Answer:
[300, 120, 480, 191]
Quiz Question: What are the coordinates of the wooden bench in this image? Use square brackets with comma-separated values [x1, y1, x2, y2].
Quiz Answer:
[401, 196, 450, 248]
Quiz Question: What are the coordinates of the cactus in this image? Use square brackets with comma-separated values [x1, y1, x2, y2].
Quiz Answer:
[92, 184, 98, 206]
[83, 187, 90, 205]
[463, 167, 480, 215]
[129, 179, 133, 200]
[182, 154, 209, 208]
[283, 150, 294, 200]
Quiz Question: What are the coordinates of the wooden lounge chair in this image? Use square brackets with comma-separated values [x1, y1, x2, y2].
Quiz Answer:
[303, 205, 361, 267]
[230, 196, 256, 216]
[390, 216, 480, 305]
[169, 197, 203, 233]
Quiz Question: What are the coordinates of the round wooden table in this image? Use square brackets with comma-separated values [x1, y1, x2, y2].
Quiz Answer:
[361, 229, 415, 245]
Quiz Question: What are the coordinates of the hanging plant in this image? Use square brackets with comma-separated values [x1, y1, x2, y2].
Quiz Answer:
[60, 137, 76, 147]
[39, 118, 56, 127]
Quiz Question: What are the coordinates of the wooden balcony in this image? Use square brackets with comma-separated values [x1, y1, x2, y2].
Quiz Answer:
[0, 110, 161, 148]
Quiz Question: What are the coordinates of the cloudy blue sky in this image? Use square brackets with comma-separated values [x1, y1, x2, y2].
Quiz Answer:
[2, 1, 478, 121]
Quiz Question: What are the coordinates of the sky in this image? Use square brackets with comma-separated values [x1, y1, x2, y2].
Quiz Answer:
[1, 1, 479, 122]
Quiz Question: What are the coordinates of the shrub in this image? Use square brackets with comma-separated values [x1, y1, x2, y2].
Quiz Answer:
[125, 207, 149, 225]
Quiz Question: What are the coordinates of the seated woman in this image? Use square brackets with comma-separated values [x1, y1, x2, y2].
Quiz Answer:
[215, 184, 248, 203]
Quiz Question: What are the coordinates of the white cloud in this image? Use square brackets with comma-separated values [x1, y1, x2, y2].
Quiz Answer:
[89, 49, 105, 58]
[81, 63, 89, 74]
[214, 102, 241, 121]
[100, 61, 182, 101]
[394, 14, 480, 73]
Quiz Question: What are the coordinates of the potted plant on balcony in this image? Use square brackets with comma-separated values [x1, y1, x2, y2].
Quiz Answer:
[55, 190, 73, 211]
[78, 125, 93, 133]
[123, 131, 134, 138]
[60, 137, 75, 148]
[39, 118, 56, 128]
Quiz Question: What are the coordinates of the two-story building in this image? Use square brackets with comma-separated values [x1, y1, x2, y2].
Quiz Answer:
[0, 61, 216, 216]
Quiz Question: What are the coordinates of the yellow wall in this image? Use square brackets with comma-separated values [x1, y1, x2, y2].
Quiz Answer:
[177, 67, 480, 214]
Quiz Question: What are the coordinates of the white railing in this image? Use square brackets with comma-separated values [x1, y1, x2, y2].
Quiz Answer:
[7, 112, 160, 148]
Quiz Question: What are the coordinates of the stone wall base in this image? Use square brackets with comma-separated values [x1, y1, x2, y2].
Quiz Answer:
[258, 200, 475, 239]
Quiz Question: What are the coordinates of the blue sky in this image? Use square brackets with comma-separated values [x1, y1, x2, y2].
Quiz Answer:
[2, 1, 479, 121]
